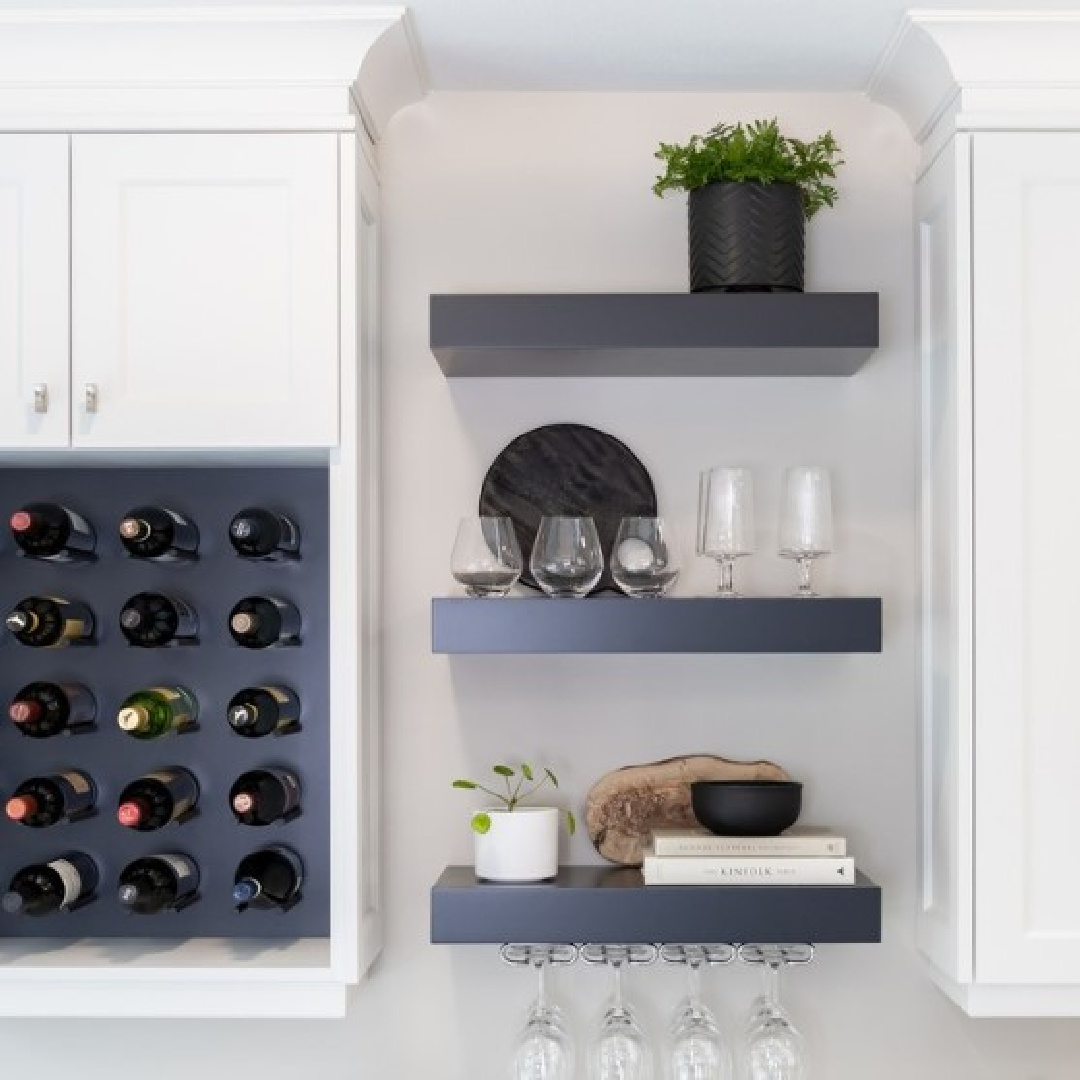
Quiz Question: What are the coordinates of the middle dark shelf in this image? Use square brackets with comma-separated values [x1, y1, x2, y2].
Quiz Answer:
[432, 597, 882, 655]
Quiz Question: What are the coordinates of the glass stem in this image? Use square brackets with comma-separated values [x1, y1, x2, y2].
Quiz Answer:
[764, 960, 782, 1007]
[687, 959, 703, 1019]
[535, 958, 548, 1012]
[718, 557, 734, 594]
[611, 959, 625, 1014]
[796, 556, 813, 596]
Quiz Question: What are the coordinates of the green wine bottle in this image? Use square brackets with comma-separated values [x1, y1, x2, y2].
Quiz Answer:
[117, 686, 198, 740]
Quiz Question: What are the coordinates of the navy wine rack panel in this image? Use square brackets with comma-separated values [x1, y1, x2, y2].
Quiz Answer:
[0, 466, 329, 939]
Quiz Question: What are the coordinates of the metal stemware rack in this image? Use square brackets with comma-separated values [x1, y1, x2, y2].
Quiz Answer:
[499, 943, 816, 967]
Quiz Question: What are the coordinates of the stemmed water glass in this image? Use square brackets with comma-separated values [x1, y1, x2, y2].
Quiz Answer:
[661, 944, 734, 1080]
[506, 944, 577, 1080]
[778, 466, 833, 597]
[698, 467, 755, 597]
[739, 944, 811, 1080]
[583, 943, 656, 1080]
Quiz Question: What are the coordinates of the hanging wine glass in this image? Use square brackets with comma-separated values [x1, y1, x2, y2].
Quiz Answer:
[661, 944, 734, 1080]
[505, 944, 577, 1080]
[582, 943, 657, 1080]
[739, 945, 811, 1080]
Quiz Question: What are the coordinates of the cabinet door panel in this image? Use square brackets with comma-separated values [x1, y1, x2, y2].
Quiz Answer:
[0, 136, 70, 448]
[72, 134, 339, 449]
[974, 132, 1080, 983]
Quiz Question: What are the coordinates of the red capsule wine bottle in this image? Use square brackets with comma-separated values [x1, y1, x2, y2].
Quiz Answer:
[119, 592, 198, 647]
[9, 503, 95, 561]
[119, 506, 199, 561]
[227, 685, 301, 738]
[6, 596, 94, 647]
[1, 852, 98, 915]
[228, 507, 300, 560]
[229, 768, 301, 826]
[228, 596, 301, 649]
[118, 854, 200, 915]
[5, 770, 96, 827]
[233, 846, 304, 912]
[117, 768, 199, 831]
[8, 682, 96, 738]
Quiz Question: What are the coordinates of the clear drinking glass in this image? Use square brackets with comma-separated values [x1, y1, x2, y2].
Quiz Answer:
[531, 516, 604, 598]
[667, 950, 732, 1080]
[611, 517, 679, 598]
[588, 952, 654, 1080]
[742, 953, 806, 1080]
[512, 955, 575, 1080]
[778, 465, 833, 597]
[451, 516, 522, 597]
[697, 467, 755, 597]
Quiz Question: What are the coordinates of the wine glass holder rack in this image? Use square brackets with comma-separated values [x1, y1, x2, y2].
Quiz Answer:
[0, 465, 330, 939]
[499, 943, 816, 967]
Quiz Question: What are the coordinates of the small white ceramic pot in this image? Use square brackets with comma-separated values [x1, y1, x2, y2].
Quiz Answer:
[474, 806, 559, 882]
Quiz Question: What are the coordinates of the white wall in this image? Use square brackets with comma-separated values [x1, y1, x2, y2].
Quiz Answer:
[4, 90, 1080, 1079]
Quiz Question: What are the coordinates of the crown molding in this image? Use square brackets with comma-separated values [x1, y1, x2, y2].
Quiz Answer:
[0, 6, 426, 138]
[868, 10, 1080, 144]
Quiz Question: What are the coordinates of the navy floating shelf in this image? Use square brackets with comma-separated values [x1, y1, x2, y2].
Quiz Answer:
[430, 293, 879, 377]
[431, 597, 883, 655]
[431, 865, 882, 945]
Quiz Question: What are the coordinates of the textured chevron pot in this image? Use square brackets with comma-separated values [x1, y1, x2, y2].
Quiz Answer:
[688, 182, 805, 293]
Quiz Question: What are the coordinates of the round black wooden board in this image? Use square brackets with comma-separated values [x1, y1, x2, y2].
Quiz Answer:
[480, 424, 657, 593]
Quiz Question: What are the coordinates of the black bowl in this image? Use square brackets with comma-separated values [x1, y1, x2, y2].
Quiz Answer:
[690, 781, 803, 837]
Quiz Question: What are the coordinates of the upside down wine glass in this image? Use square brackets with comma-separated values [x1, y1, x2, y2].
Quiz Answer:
[667, 947, 732, 1080]
[588, 948, 654, 1080]
[511, 950, 575, 1080]
[743, 954, 805, 1080]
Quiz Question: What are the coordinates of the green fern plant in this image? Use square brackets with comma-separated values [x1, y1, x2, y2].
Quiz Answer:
[453, 762, 576, 837]
[653, 118, 842, 219]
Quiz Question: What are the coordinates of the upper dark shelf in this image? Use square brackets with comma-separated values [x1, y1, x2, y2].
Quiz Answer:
[432, 597, 882, 655]
[430, 293, 879, 377]
[431, 865, 882, 944]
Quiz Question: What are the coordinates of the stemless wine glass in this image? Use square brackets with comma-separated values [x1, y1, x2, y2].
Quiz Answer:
[585, 944, 656, 1080]
[451, 516, 522, 597]
[611, 517, 679, 598]
[740, 945, 808, 1080]
[697, 467, 754, 597]
[508, 945, 576, 1080]
[778, 466, 833, 597]
[530, 516, 604, 598]
[662, 944, 733, 1080]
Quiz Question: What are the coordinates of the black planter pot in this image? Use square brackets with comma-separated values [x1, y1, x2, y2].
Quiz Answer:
[688, 182, 805, 293]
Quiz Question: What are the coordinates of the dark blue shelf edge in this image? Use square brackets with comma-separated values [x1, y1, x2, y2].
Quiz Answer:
[431, 597, 883, 655]
[430, 865, 882, 945]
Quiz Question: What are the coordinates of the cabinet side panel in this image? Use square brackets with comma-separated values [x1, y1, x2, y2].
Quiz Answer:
[974, 132, 1080, 984]
[916, 136, 974, 983]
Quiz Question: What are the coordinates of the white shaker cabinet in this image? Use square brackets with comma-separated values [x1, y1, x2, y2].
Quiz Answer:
[0, 136, 70, 449]
[918, 131, 1080, 1014]
[71, 134, 340, 449]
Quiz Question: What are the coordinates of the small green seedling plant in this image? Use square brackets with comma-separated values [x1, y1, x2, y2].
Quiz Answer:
[453, 763, 576, 837]
[653, 117, 843, 218]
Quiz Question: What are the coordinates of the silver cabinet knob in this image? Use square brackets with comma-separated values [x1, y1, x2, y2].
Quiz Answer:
[84, 383, 99, 414]
[32, 384, 48, 414]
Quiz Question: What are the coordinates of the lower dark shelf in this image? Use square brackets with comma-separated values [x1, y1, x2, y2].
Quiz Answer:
[432, 597, 883, 654]
[431, 865, 882, 945]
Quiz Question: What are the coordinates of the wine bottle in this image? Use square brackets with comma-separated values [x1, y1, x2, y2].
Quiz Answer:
[227, 686, 301, 738]
[9, 503, 95, 561]
[117, 686, 198, 740]
[118, 854, 200, 915]
[5, 771, 96, 827]
[117, 768, 199, 831]
[229, 768, 301, 826]
[9, 682, 96, 738]
[119, 592, 198, 647]
[119, 506, 199, 561]
[228, 507, 300, 560]
[228, 596, 301, 649]
[1, 852, 98, 915]
[233, 846, 304, 912]
[5, 596, 94, 647]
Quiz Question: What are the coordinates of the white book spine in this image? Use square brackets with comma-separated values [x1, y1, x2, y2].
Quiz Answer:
[651, 835, 846, 858]
[641, 856, 856, 886]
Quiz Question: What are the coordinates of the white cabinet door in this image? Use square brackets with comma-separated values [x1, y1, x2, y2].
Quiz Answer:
[71, 134, 339, 449]
[0, 136, 70, 449]
[973, 133, 1080, 984]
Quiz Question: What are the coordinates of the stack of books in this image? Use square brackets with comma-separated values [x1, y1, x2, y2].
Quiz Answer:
[641, 826, 855, 885]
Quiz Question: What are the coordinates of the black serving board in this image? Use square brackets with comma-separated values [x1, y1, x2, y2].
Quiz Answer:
[0, 466, 329, 939]
[479, 424, 657, 593]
